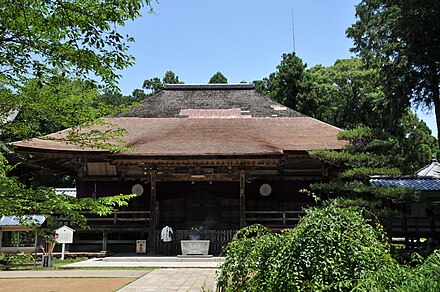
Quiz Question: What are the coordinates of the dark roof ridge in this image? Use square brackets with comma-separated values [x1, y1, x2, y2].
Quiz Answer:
[163, 84, 255, 90]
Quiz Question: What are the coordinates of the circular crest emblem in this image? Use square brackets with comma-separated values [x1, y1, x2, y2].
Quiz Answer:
[131, 184, 144, 196]
[259, 183, 272, 196]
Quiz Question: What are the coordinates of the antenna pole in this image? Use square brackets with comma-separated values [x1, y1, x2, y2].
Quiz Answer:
[291, 3, 296, 53]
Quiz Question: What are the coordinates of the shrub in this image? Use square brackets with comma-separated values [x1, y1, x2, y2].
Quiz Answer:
[267, 205, 391, 291]
[218, 224, 280, 291]
[1, 253, 33, 266]
[220, 202, 393, 291]
[354, 250, 440, 291]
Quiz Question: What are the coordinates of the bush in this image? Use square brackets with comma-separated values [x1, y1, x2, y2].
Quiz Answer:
[268, 205, 391, 291]
[1, 253, 33, 266]
[220, 203, 393, 291]
[218, 224, 280, 291]
[354, 250, 440, 291]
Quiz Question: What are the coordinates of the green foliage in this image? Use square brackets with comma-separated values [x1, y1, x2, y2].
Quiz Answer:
[98, 89, 144, 107]
[163, 70, 183, 85]
[300, 58, 437, 172]
[310, 127, 422, 216]
[299, 58, 392, 131]
[1, 77, 130, 143]
[0, 0, 143, 241]
[354, 250, 440, 291]
[339, 167, 401, 180]
[393, 111, 439, 172]
[47, 119, 133, 152]
[1, 253, 33, 266]
[256, 53, 437, 172]
[254, 52, 306, 109]
[143, 70, 184, 95]
[347, 0, 440, 143]
[0, 151, 135, 235]
[0, 0, 152, 88]
[219, 203, 392, 291]
[208, 71, 228, 84]
[219, 224, 278, 291]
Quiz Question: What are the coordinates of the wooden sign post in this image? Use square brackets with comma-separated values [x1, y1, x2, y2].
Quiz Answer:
[54, 225, 75, 260]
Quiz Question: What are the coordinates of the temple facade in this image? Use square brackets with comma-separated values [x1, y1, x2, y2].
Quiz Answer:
[13, 84, 347, 254]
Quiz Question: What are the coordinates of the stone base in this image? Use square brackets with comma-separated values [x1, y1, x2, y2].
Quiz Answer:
[180, 240, 210, 256]
[177, 255, 213, 259]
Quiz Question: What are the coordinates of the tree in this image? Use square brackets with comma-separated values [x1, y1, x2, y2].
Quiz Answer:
[299, 58, 390, 130]
[0, 151, 135, 243]
[143, 70, 184, 95]
[163, 70, 183, 85]
[0, 0, 153, 236]
[0, 76, 130, 143]
[347, 0, 440, 144]
[208, 71, 228, 84]
[298, 58, 438, 172]
[0, 0, 152, 88]
[309, 126, 421, 218]
[256, 55, 437, 172]
[254, 52, 306, 109]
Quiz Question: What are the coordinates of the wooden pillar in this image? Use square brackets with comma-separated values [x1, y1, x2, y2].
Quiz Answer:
[239, 171, 246, 228]
[149, 170, 157, 253]
[102, 231, 107, 252]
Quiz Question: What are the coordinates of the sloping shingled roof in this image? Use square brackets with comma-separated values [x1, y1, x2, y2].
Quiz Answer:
[118, 84, 304, 118]
[13, 117, 346, 156]
[370, 178, 440, 191]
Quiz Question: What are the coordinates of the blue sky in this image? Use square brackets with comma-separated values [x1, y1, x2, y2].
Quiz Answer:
[116, 0, 437, 136]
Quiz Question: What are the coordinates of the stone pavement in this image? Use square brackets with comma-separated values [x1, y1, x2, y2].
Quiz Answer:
[118, 268, 218, 292]
[0, 257, 222, 291]
[0, 257, 224, 292]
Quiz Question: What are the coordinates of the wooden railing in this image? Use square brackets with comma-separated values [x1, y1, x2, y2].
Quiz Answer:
[59, 211, 151, 226]
[384, 217, 440, 237]
[383, 217, 440, 250]
[245, 210, 305, 227]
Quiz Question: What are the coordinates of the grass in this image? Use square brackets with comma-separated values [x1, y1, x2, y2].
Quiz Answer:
[1, 255, 158, 271]
[1, 256, 88, 270]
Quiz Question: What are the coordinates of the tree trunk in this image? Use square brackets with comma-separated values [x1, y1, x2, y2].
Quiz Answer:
[433, 79, 440, 146]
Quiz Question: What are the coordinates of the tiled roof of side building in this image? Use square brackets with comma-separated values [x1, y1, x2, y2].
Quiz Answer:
[370, 177, 440, 191]
[117, 83, 304, 118]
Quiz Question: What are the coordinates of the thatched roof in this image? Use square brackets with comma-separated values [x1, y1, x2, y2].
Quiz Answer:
[13, 117, 346, 156]
[117, 84, 304, 118]
[13, 84, 347, 158]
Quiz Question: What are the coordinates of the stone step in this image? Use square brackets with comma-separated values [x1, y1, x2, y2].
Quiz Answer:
[102, 256, 224, 263]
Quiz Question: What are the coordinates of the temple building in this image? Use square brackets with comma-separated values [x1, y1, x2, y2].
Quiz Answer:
[12, 84, 347, 254]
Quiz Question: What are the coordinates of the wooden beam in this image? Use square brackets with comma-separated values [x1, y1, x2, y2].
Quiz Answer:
[239, 171, 246, 228]
[149, 170, 157, 254]
[156, 173, 240, 181]
[112, 158, 281, 167]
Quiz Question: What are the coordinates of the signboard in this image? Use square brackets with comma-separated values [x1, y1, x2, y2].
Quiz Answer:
[55, 225, 75, 244]
[136, 240, 147, 253]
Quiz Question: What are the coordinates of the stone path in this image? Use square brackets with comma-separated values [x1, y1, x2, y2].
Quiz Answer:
[118, 268, 218, 292]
